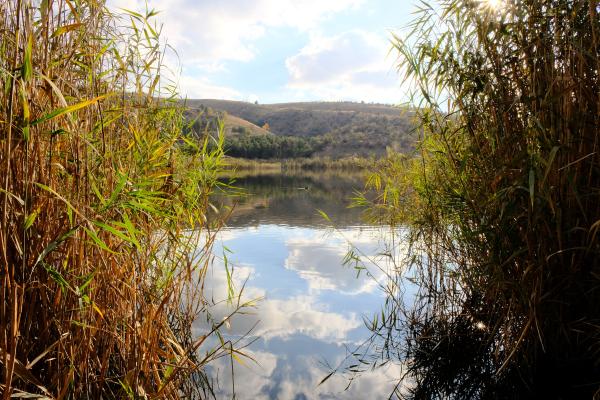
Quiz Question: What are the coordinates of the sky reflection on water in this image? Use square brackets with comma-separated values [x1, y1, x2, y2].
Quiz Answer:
[198, 173, 404, 399]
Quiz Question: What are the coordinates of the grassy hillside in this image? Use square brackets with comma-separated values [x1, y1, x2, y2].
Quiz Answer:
[225, 114, 272, 136]
[184, 105, 270, 137]
[185, 99, 416, 158]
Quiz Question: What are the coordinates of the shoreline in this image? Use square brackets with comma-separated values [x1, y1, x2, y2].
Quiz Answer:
[223, 156, 372, 173]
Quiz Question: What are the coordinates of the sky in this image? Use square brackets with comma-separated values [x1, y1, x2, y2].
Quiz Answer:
[107, 0, 416, 104]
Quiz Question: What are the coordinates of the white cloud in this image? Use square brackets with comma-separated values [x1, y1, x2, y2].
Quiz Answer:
[283, 228, 400, 294]
[209, 347, 405, 399]
[286, 30, 386, 83]
[196, 259, 361, 342]
[106, 0, 369, 100]
[284, 240, 380, 295]
[209, 348, 278, 400]
[286, 30, 402, 102]
[108, 0, 364, 65]
[105, 1, 406, 102]
[317, 359, 405, 399]
[178, 74, 242, 100]
[252, 295, 361, 341]
[196, 290, 362, 343]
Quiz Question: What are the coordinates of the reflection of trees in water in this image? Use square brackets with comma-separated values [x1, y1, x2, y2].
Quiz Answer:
[212, 173, 370, 227]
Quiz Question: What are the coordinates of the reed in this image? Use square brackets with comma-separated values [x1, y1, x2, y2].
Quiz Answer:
[282, 156, 370, 172]
[0, 1, 244, 398]
[220, 156, 371, 174]
[358, 0, 600, 397]
[222, 157, 283, 173]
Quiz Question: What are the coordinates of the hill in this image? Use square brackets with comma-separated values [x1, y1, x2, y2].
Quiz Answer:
[184, 99, 417, 158]
[224, 114, 272, 136]
[184, 106, 271, 137]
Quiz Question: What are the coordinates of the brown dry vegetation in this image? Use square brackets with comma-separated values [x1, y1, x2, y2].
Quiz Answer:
[355, 0, 600, 398]
[0, 1, 244, 398]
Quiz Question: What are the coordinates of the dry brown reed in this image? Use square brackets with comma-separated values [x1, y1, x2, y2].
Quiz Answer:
[355, 0, 600, 398]
[0, 1, 243, 398]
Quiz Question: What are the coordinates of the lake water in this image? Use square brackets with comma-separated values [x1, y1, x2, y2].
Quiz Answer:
[199, 171, 403, 399]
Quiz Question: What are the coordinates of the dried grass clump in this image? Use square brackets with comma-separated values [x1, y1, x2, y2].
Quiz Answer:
[362, 0, 600, 398]
[0, 1, 237, 398]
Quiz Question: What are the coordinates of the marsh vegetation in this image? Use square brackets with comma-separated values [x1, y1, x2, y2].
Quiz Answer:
[2, 0, 599, 398]
[350, 0, 600, 398]
[0, 1, 247, 398]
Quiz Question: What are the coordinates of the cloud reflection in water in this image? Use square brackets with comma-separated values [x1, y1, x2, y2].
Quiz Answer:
[196, 224, 402, 398]
[284, 227, 393, 295]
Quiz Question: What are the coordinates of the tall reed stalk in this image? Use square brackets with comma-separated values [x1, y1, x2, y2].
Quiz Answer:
[0, 1, 241, 398]
[357, 0, 600, 397]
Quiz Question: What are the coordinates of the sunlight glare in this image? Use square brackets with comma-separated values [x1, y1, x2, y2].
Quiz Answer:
[480, 0, 505, 12]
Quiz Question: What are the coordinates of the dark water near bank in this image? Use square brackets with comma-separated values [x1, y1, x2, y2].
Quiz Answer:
[199, 171, 402, 399]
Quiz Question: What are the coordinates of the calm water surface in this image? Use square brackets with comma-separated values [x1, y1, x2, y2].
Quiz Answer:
[200, 172, 402, 399]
